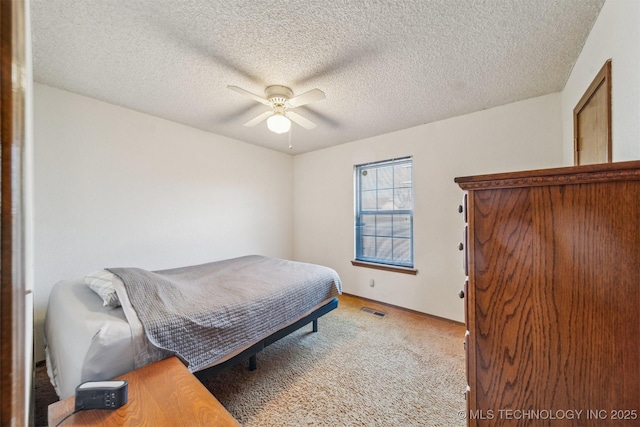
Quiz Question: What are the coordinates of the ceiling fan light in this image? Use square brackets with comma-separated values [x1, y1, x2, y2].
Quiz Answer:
[267, 114, 291, 134]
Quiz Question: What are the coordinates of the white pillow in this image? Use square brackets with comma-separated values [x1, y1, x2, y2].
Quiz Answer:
[85, 269, 121, 308]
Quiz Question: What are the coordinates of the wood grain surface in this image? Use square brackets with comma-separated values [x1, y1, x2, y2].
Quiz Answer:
[458, 161, 640, 426]
[48, 357, 240, 427]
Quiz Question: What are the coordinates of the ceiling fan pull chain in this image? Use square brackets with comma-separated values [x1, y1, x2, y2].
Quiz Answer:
[288, 126, 293, 150]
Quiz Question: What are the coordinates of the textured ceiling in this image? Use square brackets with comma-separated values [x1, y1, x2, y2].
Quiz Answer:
[31, 0, 605, 154]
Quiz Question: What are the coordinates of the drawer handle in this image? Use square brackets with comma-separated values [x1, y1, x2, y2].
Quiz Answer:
[458, 242, 464, 251]
[458, 290, 465, 299]
[458, 204, 463, 213]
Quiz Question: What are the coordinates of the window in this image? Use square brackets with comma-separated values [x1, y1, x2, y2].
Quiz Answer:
[354, 157, 413, 269]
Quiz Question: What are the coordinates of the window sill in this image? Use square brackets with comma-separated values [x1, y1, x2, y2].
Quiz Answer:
[351, 260, 418, 275]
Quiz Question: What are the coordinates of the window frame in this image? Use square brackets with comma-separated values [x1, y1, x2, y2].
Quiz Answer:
[352, 157, 417, 274]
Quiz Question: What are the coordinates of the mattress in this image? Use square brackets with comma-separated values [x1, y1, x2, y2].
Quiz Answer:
[44, 256, 342, 399]
[44, 279, 136, 399]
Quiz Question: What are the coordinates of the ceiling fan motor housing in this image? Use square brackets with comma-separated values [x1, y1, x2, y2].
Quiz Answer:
[265, 85, 293, 107]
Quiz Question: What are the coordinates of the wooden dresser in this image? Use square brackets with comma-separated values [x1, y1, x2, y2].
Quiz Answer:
[455, 161, 640, 426]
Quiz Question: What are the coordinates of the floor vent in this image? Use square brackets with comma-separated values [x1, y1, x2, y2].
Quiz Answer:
[361, 307, 387, 318]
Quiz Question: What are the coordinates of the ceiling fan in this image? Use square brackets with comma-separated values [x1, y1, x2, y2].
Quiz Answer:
[227, 85, 325, 134]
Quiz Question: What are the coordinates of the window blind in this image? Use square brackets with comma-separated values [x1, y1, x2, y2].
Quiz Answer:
[355, 157, 413, 268]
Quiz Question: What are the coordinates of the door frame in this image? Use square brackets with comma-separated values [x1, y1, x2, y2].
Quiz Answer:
[1, 0, 28, 425]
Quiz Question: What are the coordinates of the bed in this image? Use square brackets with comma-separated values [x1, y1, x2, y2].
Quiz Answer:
[44, 255, 342, 399]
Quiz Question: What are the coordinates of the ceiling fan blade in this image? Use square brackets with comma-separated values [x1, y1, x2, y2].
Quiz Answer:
[287, 111, 317, 130]
[227, 86, 271, 106]
[243, 111, 273, 127]
[286, 88, 325, 108]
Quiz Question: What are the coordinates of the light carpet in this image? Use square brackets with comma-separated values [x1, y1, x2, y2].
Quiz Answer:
[200, 294, 466, 426]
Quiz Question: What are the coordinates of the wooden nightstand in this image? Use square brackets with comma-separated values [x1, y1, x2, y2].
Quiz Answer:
[48, 356, 240, 426]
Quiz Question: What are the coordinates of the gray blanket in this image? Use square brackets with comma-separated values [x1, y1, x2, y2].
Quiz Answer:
[108, 255, 341, 372]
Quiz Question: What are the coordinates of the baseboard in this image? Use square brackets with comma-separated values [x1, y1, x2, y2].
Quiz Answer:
[340, 292, 464, 326]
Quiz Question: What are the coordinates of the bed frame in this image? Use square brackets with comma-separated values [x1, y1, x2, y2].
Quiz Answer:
[194, 297, 338, 381]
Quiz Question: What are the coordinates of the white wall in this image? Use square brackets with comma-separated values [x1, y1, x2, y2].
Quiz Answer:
[562, 0, 640, 163]
[293, 93, 563, 322]
[33, 84, 294, 360]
